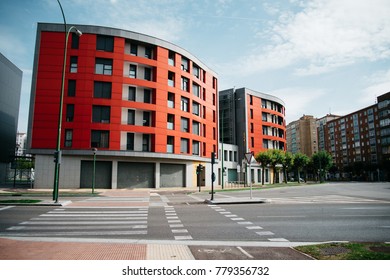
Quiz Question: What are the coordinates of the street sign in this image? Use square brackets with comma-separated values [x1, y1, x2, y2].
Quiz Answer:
[244, 152, 253, 163]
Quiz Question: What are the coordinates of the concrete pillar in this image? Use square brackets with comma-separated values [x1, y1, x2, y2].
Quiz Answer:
[111, 160, 118, 189]
[155, 162, 160, 189]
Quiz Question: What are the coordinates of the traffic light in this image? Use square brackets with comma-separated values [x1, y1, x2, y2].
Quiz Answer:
[54, 150, 62, 164]
[211, 152, 216, 164]
[196, 164, 203, 175]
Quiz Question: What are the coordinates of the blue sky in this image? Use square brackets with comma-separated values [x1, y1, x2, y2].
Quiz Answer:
[1, 0, 390, 133]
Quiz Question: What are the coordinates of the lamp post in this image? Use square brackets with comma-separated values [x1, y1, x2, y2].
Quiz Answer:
[53, 0, 82, 202]
[92, 148, 97, 194]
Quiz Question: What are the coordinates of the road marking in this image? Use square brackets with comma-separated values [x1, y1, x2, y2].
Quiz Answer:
[40, 214, 148, 217]
[225, 214, 238, 217]
[48, 210, 148, 214]
[8, 225, 147, 230]
[0, 206, 14, 211]
[237, 221, 253, 225]
[172, 229, 189, 233]
[1, 230, 148, 237]
[256, 231, 275, 236]
[231, 218, 245, 221]
[257, 215, 306, 218]
[237, 246, 254, 259]
[169, 224, 184, 228]
[246, 226, 263, 230]
[268, 238, 289, 242]
[333, 215, 390, 217]
[174, 235, 193, 240]
[21, 221, 147, 225]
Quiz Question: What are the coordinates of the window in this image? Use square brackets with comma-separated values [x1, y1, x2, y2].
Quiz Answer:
[167, 136, 174, 153]
[144, 68, 152, 81]
[91, 130, 109, 148]
[181, 77, 189, 92]
[94, 81, 112, 98]
[262, 100, 267, 108]
[181, 117, 189, 132]
[130, 43, 138, 56]
[142, 134, 150, 151]
[168, 71, 175, 87]
[193, 121, 200, 135]
[168, 92, 175, 108]
[167, 114, 174, 130]
[181, 138, 189, 153]
[68, 80, 76, 97]
[128, 86, 136, 101]
[250, 109, 253, 119]
[249, 95, 253, 105]
[193, 83, 200, 97]
[168, 51, 175, 66]
[143, 89, 151, 103]
[145, 46, 152, 59]
[193, 141, 200, 155]
[65, 129, 73, 147]
[127, 133, 134, 150]
[129, 64, 137, 78]
[96, 35, 114, 52]
[127, 110, 135, 125]
[66, 104, 74, 122]
[143, 111, 150, 126]
[70, 56, 78, 73]
[181, 97, 189, 112]
[250, 123, 254, 133]
[181, 56, 189, 72]
[262, 112, 268, 121]
[193, 64, 200, 78]
[71, 33, 79, 49]
[192, 102, 200, 116]
[251, 137, 254, 148]
[92, 106, 110, 123]
[95, 58, 113, 75]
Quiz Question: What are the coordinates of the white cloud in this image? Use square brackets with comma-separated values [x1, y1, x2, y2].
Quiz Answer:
[268, 87, 327, 122]
[360, 70, 390, 105]
[240, 0, 390, 76]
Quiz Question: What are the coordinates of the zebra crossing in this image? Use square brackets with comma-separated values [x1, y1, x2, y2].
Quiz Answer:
[5, 207, 149, 237]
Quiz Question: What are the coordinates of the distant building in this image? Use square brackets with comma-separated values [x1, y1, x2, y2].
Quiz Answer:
[316, 114, 340, 152]
[286, 115, 318, 157]
[377, 92, 390, 167]
[16, 132, 27, 156]
[0, 53, 22, 184]
[219, 87, 286, 185]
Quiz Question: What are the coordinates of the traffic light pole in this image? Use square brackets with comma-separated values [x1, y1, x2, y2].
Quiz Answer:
[210, 152, 215, 200]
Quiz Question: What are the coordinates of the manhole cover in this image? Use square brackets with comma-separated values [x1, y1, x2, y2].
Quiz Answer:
[320, 246, 351, 256]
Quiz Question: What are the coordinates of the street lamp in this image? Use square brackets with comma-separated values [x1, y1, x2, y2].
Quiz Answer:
[92, 148, 97, 194]
[53, 0, 82, 202]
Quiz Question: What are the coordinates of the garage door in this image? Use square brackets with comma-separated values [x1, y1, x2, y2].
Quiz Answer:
[160, 163, 185, 188]
[118, 162, 154, 188]
[80, 161, 112, 189]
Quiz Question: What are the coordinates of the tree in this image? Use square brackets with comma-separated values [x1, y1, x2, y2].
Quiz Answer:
[311, 151, 333, 182]
[281, 151, 294, 184]
[293, 153, 309, 184]
[255, 150, 273, 186]
[269, 149, 284, 184]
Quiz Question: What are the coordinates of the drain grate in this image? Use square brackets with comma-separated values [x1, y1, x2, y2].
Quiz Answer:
[320, 246, 351, 256]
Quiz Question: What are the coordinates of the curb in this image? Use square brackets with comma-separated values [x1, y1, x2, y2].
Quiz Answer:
[204, 198, 268, 205]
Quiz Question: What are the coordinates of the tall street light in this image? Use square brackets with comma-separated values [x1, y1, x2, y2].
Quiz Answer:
[92, 148, 97, 194]
[53, 0, 82, 202]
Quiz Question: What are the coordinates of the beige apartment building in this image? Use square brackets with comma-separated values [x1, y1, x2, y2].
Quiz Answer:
[286, 115, 318, 156]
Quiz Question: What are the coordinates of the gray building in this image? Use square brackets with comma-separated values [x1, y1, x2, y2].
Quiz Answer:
[0, 53, 22, 184]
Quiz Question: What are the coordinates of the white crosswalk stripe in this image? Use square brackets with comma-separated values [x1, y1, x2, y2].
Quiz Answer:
[4, 208, 149, 237]
[268, 195, 387, 204]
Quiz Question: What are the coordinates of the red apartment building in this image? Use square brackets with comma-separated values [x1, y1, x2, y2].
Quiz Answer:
[28, 23, 218, 189]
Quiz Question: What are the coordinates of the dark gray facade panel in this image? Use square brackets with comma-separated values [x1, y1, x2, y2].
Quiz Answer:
[80, 161, 112, 189]
[117, 162, 154, 188]
[0, 53, 22, 163]
[160, 163, 185, 188]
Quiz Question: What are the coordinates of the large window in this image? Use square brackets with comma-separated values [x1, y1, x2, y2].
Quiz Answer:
[192, 141, 200, 155]
[128, 86, 136, 101]
[65, 129, 73, 147]
[130, 43, 137, 56]
[181, 97, 189, 112]
[95, 58, 113, 75]
[94, 81, 112, 98]
[96, 35, 114, 52]
[143, 111, 151, 126]
[181, 117, 189, 132]
[193, 121, 200, 135]
[92, 106, 110, 123]
[181, 77, 189, 92]
[144, 89, 151, 103]
[71, 33, 79, 49]
[142, 134, 150, 151]
[167, 114, 174, 130]
[70, 56, 78, 73]
[91, 130, 109, 148]
[181, 56, 189, 72]
[66, 104, 74, 122]
[68, 80, 76, 97]
[168, 71, 175, 87]
[168, 92, 175, 108]
[127, 133, 134, 150]
[144, 68, 152, 81]
[127, 110, 135, 125]
[180, 138, 189, 154]
[167, 136, 174, 153]
[192, 83, 200, 97]
[192, 102, 200, 116]
[168, 51, 175, 66]
[129, 64, 137, 78]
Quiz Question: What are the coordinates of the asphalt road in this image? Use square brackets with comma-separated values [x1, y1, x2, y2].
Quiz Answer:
[0, 182, 389, 243]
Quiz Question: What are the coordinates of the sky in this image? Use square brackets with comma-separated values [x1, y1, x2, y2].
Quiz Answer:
[1, 0, 390, 133]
